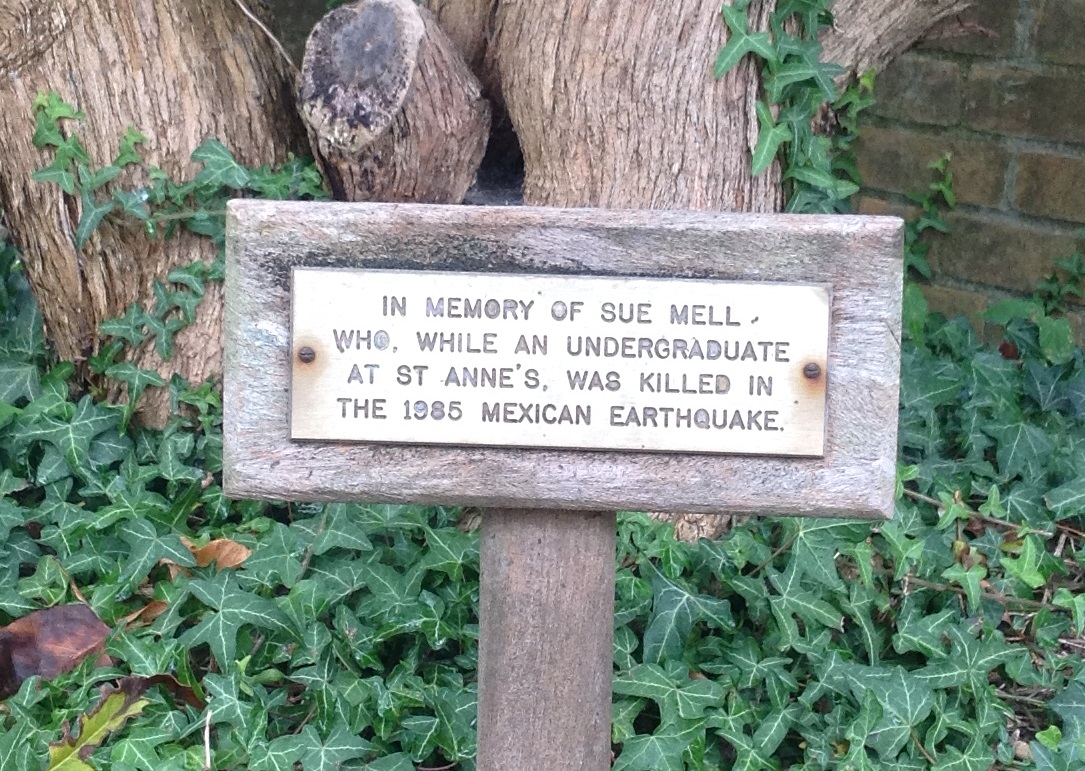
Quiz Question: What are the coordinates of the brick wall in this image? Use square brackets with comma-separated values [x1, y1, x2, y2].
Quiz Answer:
[855, 0, 1085, 338]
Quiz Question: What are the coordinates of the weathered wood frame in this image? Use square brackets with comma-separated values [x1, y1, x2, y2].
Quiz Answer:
[224, 201, 903, 518]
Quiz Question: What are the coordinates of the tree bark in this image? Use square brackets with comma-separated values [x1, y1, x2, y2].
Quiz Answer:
[822, 0, 973, 77]
[300, 0, 490, 204]
[422, 0, 492, 76]
[490, 0, 782, 211]
[0, 0, 307, 426]
[488, 0, 971, 212]
[485, 0, 968, 539]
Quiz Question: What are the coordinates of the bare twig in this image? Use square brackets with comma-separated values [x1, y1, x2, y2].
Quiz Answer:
[233, 0, 300, 78]
[905, 575, 1058, 612]
[204, 709, 212, 770]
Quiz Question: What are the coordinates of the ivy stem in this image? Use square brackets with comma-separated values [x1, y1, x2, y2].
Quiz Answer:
[911, 729, 937, 765]
[901, 489, 1055, 538]
[904, 575, 1058, 612]
[749, 532, 797, 576]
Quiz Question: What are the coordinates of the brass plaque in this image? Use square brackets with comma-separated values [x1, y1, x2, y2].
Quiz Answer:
[290, 269, 830, 456]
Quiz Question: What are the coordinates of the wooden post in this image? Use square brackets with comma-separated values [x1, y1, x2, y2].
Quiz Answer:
[223, 201, 903, 770]
[478, 510, 615, 771]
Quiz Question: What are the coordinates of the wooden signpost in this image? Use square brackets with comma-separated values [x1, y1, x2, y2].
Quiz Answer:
[224, 201, 903, 771]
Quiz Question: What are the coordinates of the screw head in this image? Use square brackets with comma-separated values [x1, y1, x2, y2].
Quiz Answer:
[803, 362, 821, 379]
[297, 346, 316, 364]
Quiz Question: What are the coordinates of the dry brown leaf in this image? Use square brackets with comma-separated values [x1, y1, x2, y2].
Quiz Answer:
[183, 537, 252, 570]
[123, 600, 168, 629]
[0, 604, 111, 699]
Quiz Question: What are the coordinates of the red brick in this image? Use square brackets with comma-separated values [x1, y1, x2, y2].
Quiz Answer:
[1033, 0, 1085, 66]
[1015, 153, 1085, 224]
[855, 195, 920, 221]
[964, 66, 1085, 143]
[855, 125, 1008, 207]
[872, 54, 963, 127]
[920, 283, 989, 336]
[927, 212, 1082, 294]
[919, 0, 1019, 57]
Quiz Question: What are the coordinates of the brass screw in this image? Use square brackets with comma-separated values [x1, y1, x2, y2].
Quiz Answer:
[298, 346, 316, 364]
[803, 362, 821, 379]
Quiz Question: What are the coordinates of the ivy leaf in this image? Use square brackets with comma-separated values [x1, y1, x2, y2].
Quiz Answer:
[0, 717, 46, 771]
[79, 163, 122, 192]
[31, 164, 77, 195]
[1001, 534, 1047, 588]
[864, 668, 935, 758]
[915, 624, 1016, 692]
[113, 189, 151, 221]
[74, 190, 116, 248]
[103, 363, 165, 430]
[420, 526, 477, 581]
[99, 303, 148, 346]
[893, 607, 955, 658]
[751, 101, 790, 176]
[642, 571, 733, 664]
[752, 704, 801, 758]
[191, 139, 251, 189]
[709, 708, 775, 771]
[994, 422, 1053, 480]
[1039, 316, 1076, 365]
[1023, 361, 1070, 413]
[613, 716, 703, 771]
[116, 519, 195, 592]
[931, 734, 994, 771]
[714, 4, 775, 78]
[0, 361, 41, 402]
[263, 724, 370, 771]
[113, 127, 147, 168]
[18, 395, 118, 471]
[1051, 682, 1085, 741]
[613, 663, 724, 719]
[1053, 588, 1085, 636]
[181, 571, 296, 666]
[244, 522, 304, 588]
[1045, 476, 1085, 520]
[784, 518, 867, 589]
[295, 503, 374, 555]
[767, 558, 843, 641]
[940, 562, 986, 613]
[48, 679, 151, 771]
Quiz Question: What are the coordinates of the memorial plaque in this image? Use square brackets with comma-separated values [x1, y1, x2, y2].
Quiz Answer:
[290, 269, 830, 456]
[225, 201, 903, 517]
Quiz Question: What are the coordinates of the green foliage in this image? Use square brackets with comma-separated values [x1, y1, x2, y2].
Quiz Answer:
[714, 0, 874, 213]
[31, 92, 325, 251]
[5, 94, 1085, 771]
[903, 154, 955, 280]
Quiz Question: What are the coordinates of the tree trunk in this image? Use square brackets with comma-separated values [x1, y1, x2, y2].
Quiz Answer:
[486, 0, 969, 538]
[300, 0, 490, 204]
[490, 0, 782, 211]
[0, 0, 307, 426]
[422, 0, 492, 76]
[823, 0, 973, 76]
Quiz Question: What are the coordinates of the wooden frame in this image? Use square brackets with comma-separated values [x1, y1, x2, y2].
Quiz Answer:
[224, 201, 903, 518]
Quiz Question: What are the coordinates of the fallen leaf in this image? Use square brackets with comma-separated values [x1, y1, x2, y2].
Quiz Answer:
[0, 605, 111, 699]
[143, 673, 205, 709]
[47, 678, 150, 770]
[182, 536, 251, 570]
[123, 600, 168, 629]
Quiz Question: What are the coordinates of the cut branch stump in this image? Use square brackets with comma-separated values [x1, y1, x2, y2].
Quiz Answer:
[299, 0, 490, 203]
